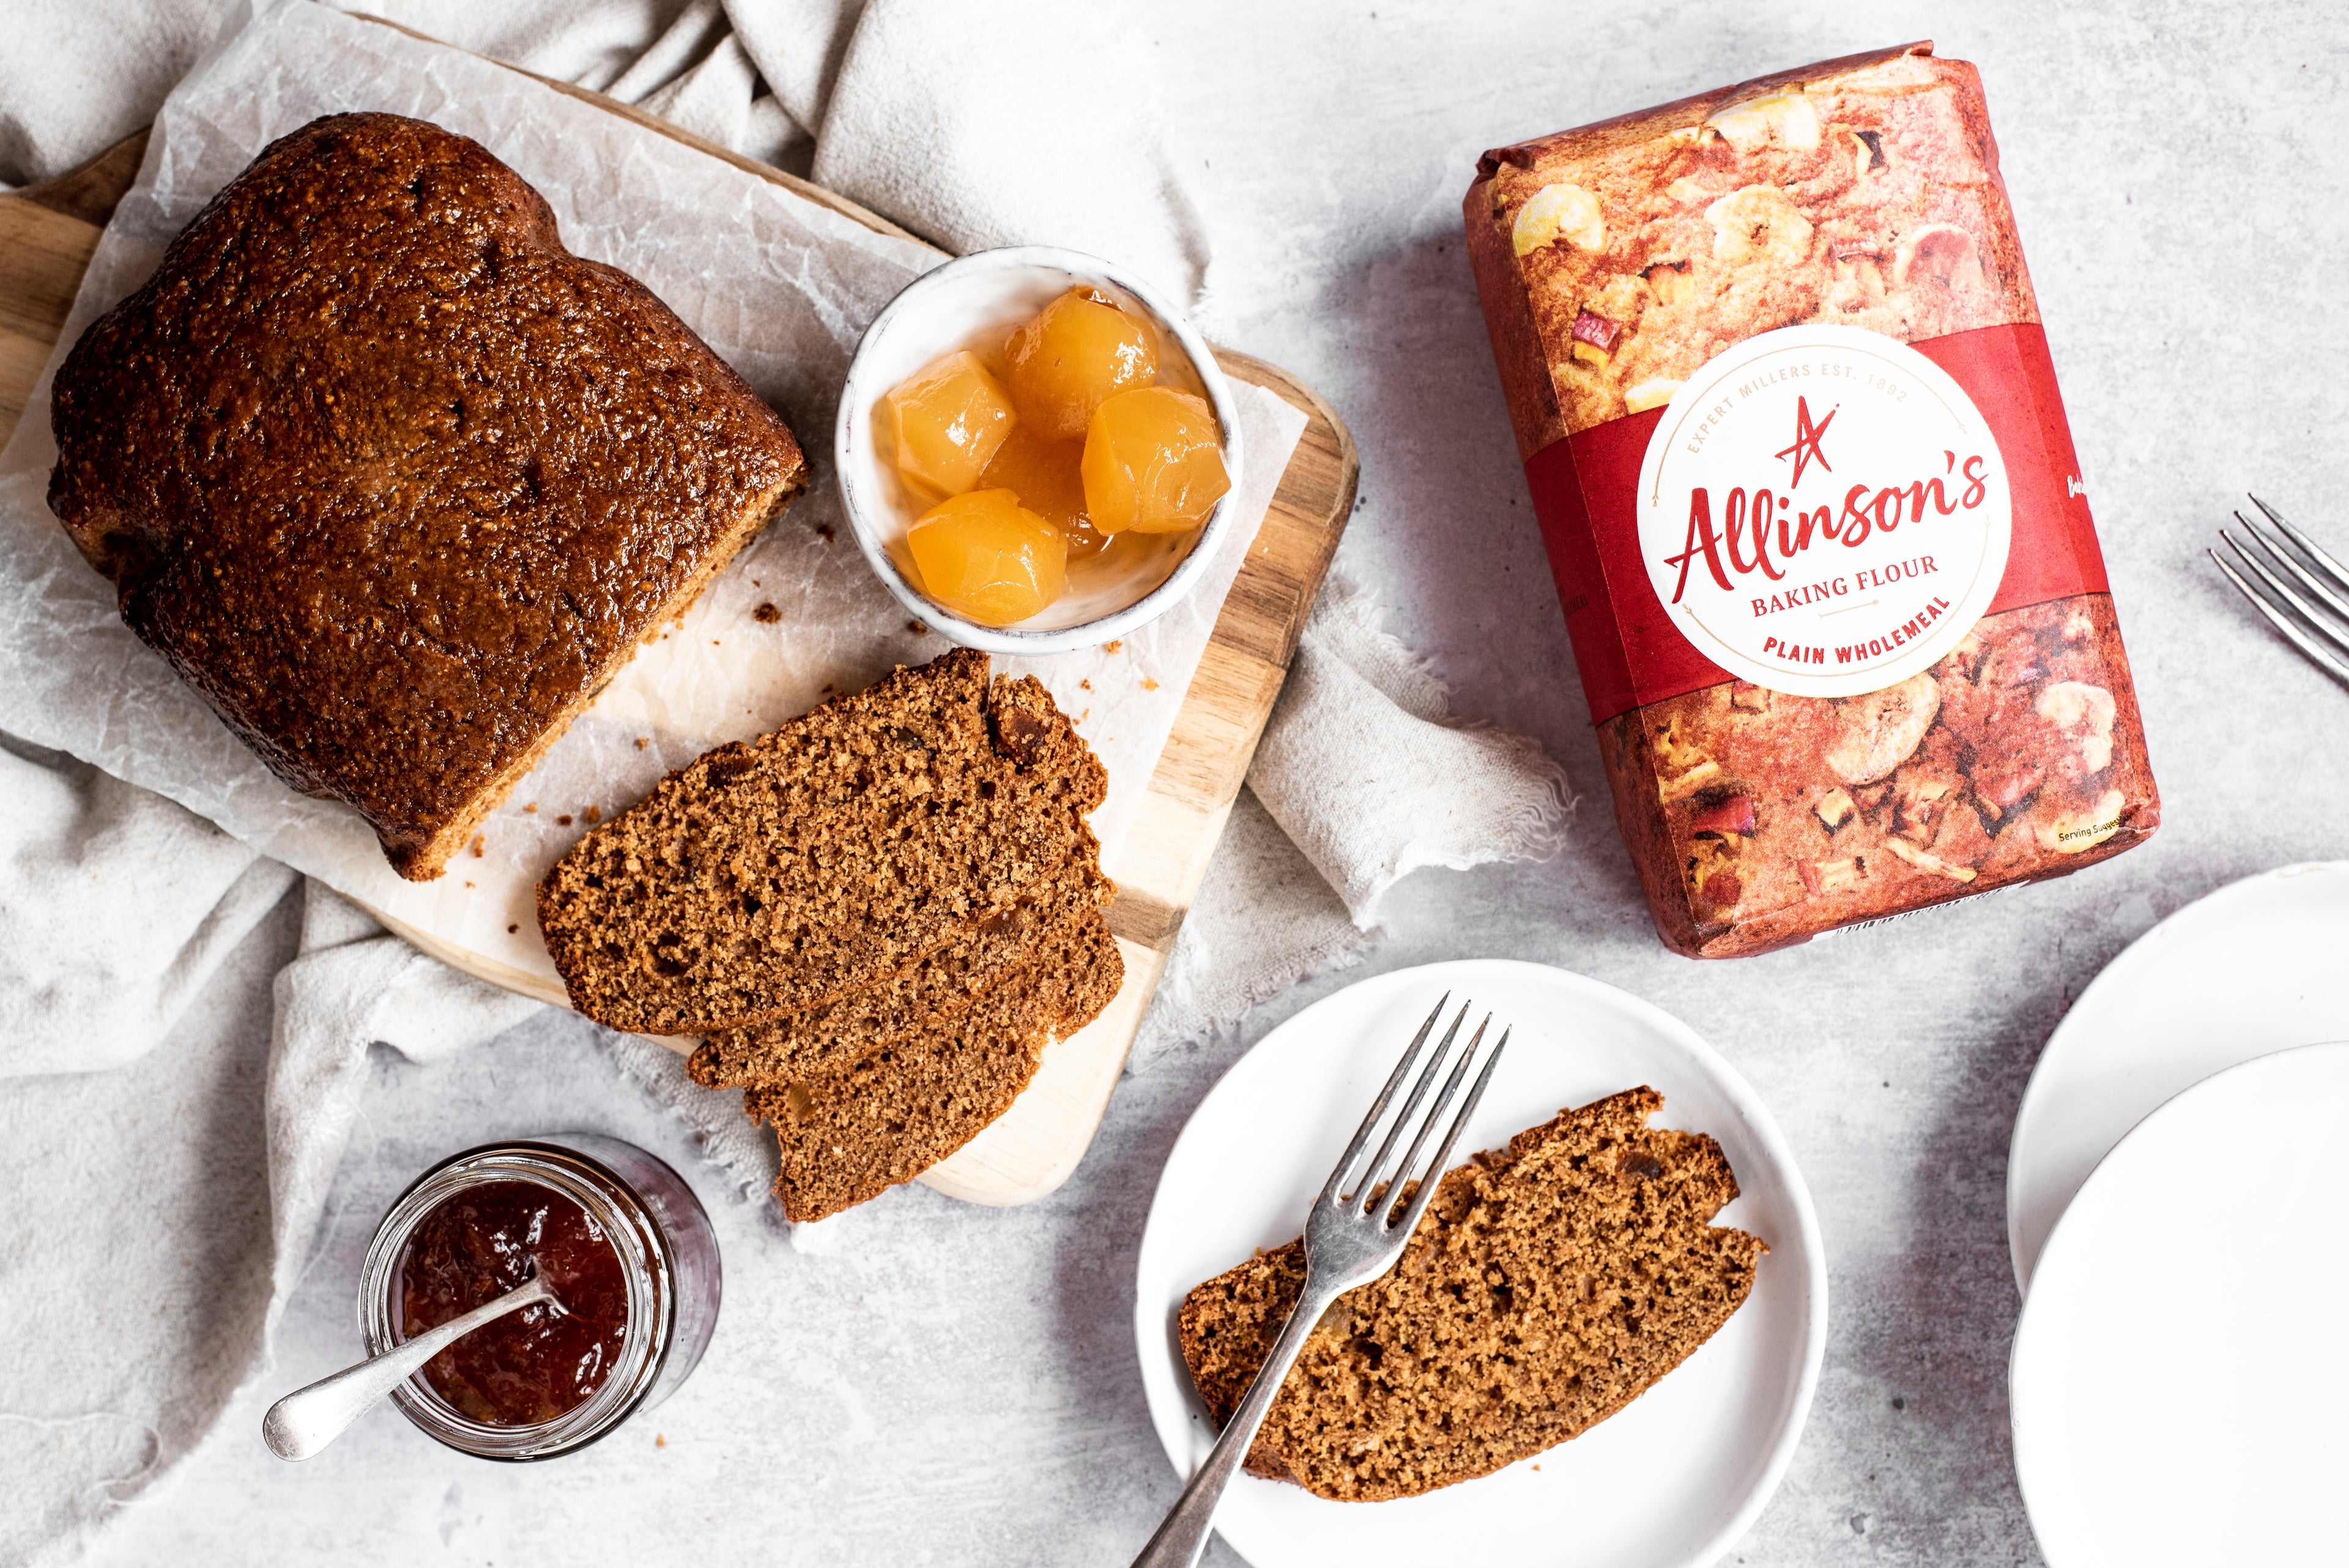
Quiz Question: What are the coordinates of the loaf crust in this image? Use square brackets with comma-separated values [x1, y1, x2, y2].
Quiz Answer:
[46, 113, 806, 879]
[1176, 1088, 1765, 1500]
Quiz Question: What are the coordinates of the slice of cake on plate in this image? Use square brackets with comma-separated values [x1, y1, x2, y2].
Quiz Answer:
[1178, 1087, 1765, 1500]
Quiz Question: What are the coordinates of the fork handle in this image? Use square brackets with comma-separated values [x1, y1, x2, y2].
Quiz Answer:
[1129, 1274, 1341, 1568]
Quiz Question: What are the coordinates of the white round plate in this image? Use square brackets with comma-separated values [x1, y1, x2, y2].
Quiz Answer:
[2009, 1041, 2349, 1566]
[1132, 960, 1827, 1568]
[2006, 860, 2349, 1291]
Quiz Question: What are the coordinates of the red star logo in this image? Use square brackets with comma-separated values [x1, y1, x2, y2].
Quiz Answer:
[1775, 395, 1837, 488]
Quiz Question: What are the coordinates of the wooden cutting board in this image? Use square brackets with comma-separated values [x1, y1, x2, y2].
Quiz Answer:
[0, 68, 1355, 1208]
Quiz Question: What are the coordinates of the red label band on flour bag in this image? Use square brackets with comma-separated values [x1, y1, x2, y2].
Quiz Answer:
[1465, 41, 2159, 958]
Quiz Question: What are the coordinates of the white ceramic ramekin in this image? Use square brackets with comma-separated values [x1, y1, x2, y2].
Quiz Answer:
[834, 245, 1244, 654]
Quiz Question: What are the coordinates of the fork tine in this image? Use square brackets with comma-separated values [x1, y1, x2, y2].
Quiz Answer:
[2233, 513, 2349, 628]
[1338, 1002, 1468, 1208]
[2211, 549, 2349, 690]
[1390, 1028, 1511, 1238]
[1369, 1013, 1489, 1221]
[2249, 495, 2349, 594]
[2221, 530, 2349, 659]
[1316, 994, 1449, 1209]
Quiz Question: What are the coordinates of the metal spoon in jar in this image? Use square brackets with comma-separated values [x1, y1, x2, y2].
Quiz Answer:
[261, 1273, 560, 1461]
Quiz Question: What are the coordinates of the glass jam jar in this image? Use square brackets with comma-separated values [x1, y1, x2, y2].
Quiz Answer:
[358, 1133, 721, 1460]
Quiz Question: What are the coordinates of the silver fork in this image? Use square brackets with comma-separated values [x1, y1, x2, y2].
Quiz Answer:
[2213, 495, 2349, 690]
[1130, 996, 1509, 1568]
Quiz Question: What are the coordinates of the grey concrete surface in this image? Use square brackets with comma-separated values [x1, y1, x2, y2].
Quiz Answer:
[74, 1, 2349, 1562]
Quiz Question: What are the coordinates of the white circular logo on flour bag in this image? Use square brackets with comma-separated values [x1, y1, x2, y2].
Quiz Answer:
[1635, 324, 2011, 698]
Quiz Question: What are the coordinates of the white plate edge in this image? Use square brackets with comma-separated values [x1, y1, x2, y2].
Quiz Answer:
[2006, 1038, 2349, 1562]
[2003, 859, 2349, 1292]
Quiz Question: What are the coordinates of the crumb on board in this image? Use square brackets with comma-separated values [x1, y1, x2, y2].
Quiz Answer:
[1104, 640, 1123, 654]
[583, 805, 601, 824]
[507, 923, 519, 934]
[469, 834, 484, 857]
[754, 602, 781, 623]
[1080, 678, 1093, 691]
[656, 1433, 666, 1449]
[908, 619, 929, 636]
[636, 737, 648, 749]
[815, 522, 836, 540]
[524, 802, 537, 813]
[557, 814, 573, 826]
[1141, 676, 1160, 690]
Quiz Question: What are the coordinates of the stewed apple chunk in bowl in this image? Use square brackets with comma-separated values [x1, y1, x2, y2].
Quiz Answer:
[837, 248, 1243, 652]
[883, 287, 1230, 627]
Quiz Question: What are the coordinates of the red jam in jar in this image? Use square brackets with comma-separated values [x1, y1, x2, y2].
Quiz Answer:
[398, 1180, 629, 1427]
[364, 1134, 721, 1460]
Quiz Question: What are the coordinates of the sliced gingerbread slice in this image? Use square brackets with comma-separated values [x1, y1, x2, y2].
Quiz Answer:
[744, 907, 1123, 1222]
[688, 855, 1113, 1091]
[1177, 1087, 1767, 1501]
[537, 648, 1105, 1036]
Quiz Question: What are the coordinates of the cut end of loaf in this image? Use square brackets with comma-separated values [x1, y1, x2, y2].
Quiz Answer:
[387, 467, 804, 882]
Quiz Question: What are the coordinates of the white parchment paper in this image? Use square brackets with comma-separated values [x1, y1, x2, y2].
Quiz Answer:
[0, 2, 1306, 990]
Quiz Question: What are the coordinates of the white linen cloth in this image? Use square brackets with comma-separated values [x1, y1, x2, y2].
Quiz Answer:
[1127, 579, 1575, 1068]
[1, 0, 1212, 306]
[0, 747, 538, 1568]
[0, 2, 1570, 1561]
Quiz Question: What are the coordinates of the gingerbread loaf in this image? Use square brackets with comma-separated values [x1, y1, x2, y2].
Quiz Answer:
[1177, 1087, 1765, 1500]
[1465, 44, 2158, 956]
[47, 113, 806, 879]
